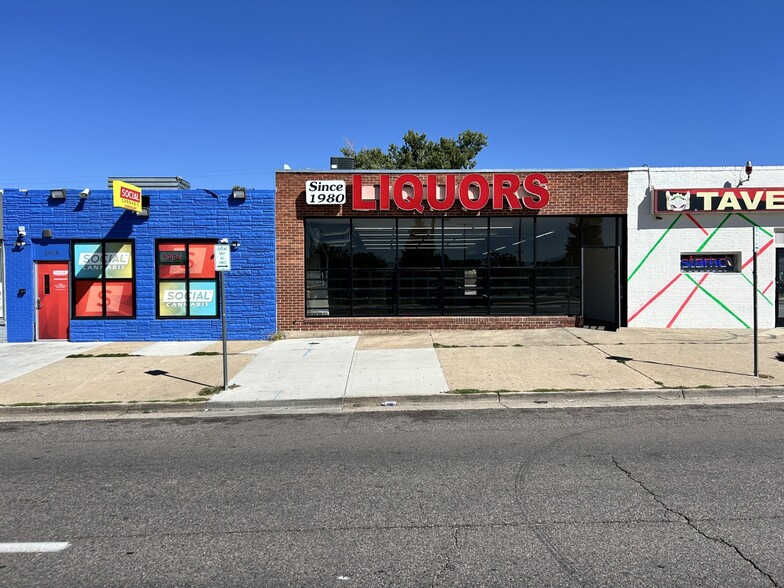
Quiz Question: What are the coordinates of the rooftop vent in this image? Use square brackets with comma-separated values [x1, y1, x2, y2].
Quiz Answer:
[330, 157, 355, 170]
[107, 176, 191, 190]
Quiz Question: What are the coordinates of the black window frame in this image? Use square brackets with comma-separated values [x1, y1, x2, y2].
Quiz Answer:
[304, 216, 623, 318]
[71, 239, 137, 320]
[155, 239, 220, 319]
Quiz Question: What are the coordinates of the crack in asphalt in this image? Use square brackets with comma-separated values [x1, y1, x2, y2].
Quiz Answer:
[431, 527, 460, 587]
[613, 456, 779, 587]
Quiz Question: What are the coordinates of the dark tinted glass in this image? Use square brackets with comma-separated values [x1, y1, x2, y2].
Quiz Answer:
[489, 218, 534, 267]
[534, 217, 580, 267]
[352, 219, 396, 315]
[582, 217, 617, 247]
[305, 220, 351, 317]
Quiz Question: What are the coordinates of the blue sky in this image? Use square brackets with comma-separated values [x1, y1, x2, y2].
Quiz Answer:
[2, 0, 782, 190]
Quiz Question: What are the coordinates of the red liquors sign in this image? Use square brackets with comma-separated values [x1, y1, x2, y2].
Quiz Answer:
[349, 173, 550, 213]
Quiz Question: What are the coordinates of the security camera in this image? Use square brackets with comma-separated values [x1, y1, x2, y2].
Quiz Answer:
[17, 226, 26, 237]
[80, 188, 91, 198]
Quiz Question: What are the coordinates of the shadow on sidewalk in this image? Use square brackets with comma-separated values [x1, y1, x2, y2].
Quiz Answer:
[145, 369, 212, 388]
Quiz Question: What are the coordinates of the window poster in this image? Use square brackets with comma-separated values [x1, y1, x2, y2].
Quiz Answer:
[158, 243, 187, 279]
[104, 281, 134, 316]
[158, 281, 217, 317]
[188, 244, 216, 279]
[73, 243, 104, 279]
[104, 243, 134, 279]
[74, 281, 104, 317]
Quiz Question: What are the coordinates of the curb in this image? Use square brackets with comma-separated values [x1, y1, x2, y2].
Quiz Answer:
[2, 386, 784, 417]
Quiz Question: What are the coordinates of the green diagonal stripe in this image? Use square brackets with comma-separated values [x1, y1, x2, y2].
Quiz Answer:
[737, 213, 773, 237]
[628, 214, 681, 282]
[740, 272, 774, 306]
[696, 213, 733, 252]
[684, 273, 749, 328]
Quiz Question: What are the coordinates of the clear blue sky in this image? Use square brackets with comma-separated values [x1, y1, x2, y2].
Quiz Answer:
[2, 0, 782, 190]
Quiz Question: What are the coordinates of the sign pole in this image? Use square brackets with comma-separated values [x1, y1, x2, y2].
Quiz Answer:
[214, 242, 232, 391]
[753, 227, 759, 377]
[221, 270, 228, 390]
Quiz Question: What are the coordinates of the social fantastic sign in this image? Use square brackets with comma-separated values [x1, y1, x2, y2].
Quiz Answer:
[654, 188, 784, 213]
[113, 180, 143, 213]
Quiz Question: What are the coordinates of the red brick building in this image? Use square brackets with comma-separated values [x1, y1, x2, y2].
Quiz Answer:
[276, 170, 627, 332]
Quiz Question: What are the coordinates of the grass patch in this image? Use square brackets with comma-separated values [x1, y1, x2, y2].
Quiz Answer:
[66, 353, 139, 358]
[696, 384, 715, 389]
[198, 384, 239, 397]
[433, 343, 463, 348]
[191, 351, 221, 356]
[531, 388, 579, 393]
[450, 388, 518, 395]
[268, 331, 286, 341]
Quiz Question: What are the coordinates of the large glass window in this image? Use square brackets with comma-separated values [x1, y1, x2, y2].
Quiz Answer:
[156, 241, 218, 318]
[305, 220, 351, 317]
[72, 241, 135, 318]
[304, 216, 622, 318]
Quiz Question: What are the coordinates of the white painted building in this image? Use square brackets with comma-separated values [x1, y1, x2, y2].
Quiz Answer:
[627, 165, 784, 329]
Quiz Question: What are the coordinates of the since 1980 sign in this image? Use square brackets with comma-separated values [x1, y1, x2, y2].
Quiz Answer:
[305, 180, 347, 205]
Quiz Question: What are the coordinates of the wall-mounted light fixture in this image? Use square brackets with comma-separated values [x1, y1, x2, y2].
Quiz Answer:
[80, 188, 90, 199]
[231, 187, 246, 200]
[738, 161, 753, 186]
[135, 195, 150, 217]
[50, 189, 67, 199]
[230, 240, 240, 250]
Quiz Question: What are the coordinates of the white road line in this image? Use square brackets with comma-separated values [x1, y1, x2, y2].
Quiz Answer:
[0, 542, 70, 553]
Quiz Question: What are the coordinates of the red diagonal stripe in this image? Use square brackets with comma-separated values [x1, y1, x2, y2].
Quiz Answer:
[741, 238, 773, 269]
[685, 213, 708, 235]
[628, 274, 683, 323]
[666, 273, 709, 328]
[763, 280, 774, 295]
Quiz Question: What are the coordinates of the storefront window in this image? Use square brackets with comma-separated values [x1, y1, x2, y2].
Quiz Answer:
[304, 216, 622, 318]
[72, 241, 135, 318]
[488, 218, 534, 314]
[351, 219, 396, 315]
[156, 240, 218, 318]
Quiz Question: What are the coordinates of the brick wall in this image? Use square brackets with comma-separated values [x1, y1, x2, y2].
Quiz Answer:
[276, 170, 627, 332]
[2, 189, 276, 342]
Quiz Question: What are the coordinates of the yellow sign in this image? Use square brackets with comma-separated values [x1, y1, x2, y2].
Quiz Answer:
[112, 180, 142, 212]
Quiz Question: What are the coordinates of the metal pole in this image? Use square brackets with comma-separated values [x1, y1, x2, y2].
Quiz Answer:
[221, 270, 228, 390]
[753, 227, 759, 377]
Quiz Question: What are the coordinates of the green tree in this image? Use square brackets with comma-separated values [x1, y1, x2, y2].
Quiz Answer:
[341, 130, 488, 170]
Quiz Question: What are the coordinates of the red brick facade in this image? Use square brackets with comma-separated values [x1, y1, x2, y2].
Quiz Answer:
[276, 170, 628, 333]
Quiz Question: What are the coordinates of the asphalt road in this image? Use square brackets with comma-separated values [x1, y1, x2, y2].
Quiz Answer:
[1, 404, 783, 587]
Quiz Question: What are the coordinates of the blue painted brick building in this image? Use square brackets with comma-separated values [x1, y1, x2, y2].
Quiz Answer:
[1, 188, 276, 342]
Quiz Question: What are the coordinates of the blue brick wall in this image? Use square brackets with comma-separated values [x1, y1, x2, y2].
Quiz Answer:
[2, 189, 276, 342]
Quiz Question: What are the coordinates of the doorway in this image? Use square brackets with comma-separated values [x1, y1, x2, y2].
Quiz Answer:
[36, 262, 70, 339]
[582, 246, 620, 330]
[776, 249, 784, 328]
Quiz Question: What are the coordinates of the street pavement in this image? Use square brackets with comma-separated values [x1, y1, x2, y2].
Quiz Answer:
[2, 328, 784, 412]
[2, 404, 783, 586]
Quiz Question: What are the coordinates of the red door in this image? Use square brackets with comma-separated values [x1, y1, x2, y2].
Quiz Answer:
[37, 262, 70, 339]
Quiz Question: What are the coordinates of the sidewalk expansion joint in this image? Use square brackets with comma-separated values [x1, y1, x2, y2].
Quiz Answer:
[612, 456, 779, 587]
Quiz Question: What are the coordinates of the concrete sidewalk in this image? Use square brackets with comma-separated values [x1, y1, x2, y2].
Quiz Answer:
[2, 328, 784, 412]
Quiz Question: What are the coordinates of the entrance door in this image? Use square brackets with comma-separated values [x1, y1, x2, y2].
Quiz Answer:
[582, 247, 620, 330]
[776, 249, 784, 327]
[37, 262, 70, 339]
